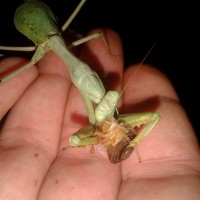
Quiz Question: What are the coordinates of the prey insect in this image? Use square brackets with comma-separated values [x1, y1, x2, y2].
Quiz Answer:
[0, 0, 160, 163]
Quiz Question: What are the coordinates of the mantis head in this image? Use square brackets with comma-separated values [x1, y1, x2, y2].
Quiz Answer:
[14, 0, 60, 45]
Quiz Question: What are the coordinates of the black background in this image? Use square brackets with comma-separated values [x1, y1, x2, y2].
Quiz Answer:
[0, 0, 199, 142]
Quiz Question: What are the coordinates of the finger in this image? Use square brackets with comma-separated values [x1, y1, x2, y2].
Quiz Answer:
[79, 28, 124, 91]
[118, 65, 200, 199]
[37, 28, 124, 200]
[0, 57, 38, 119]
[0, 53, 71, 200]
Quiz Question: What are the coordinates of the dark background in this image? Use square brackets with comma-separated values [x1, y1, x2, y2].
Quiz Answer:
[0, 0, 199, 142]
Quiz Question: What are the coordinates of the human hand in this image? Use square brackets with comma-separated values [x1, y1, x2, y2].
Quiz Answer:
[0, 28, 200, 200]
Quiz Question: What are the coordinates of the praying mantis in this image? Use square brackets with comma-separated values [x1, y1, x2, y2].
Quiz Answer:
[0, 0, 160, 163]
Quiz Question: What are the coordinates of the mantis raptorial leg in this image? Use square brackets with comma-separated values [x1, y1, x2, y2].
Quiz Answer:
[0, 0, 160, 163]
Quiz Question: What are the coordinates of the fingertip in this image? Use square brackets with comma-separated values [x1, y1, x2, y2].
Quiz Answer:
[0, 57, 38, 81]
[81, 28, 123, 62]
[86, 28, 123, 56]
[123, 64, 179, 105]
[0, 57, 38, 118]
[79, 28, 124, 91]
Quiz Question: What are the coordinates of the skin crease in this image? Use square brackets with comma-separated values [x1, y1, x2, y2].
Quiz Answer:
[0, 28, 200, 200]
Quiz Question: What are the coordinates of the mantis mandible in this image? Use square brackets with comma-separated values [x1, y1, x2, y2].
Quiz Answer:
[0, 0, 160, 163]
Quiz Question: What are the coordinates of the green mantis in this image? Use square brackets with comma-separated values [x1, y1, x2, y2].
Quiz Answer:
[0, 0, 160, 163]
[0, 0, 118, 125]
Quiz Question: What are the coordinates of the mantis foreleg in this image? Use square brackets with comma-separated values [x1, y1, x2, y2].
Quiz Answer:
[70, 112, 160, 163]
